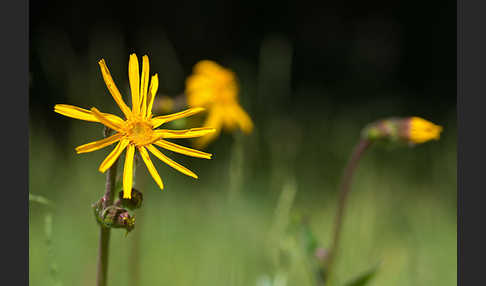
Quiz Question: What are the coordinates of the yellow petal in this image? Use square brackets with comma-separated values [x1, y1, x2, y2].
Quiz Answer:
[193, 109, 223, 149]
[202, 107, 224, 129]
[151, 107, 205, 128]
[147, 144, 198, 179]
[187, 93, 213, 109]
[90, 107, 123, 132]
[75, 133, 124, 154]
[140, 55, 150, 118]
[232, 104, 254, 134]
[409, 117, 443, 144]
[103, 113, 125, 126]
[98, 59, 132, 118]
[193, 60, 225, 76]
[98, 139, 129, 173]
[123, 144, 135, 199]
[185, 80, 215, 107]
[54, 104, 125, 125]
[129, 54, 140, 115]
[146, 74, 159, 119]
[154, 140, 212, 159]
[185, 74, 215, 94]
[154, 127, 216, 139]
[137, 146, 164, 190]
[54, 104, 97, 122]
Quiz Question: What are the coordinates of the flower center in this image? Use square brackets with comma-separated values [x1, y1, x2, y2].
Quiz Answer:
[126, 120, 154, 146]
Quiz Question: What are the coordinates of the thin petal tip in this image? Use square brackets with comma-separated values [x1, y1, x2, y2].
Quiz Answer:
[203, 153, 213, 159]
[53, 104, 67, 113]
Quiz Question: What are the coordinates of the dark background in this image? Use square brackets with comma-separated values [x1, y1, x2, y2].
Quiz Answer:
[30, 0, 456, 125]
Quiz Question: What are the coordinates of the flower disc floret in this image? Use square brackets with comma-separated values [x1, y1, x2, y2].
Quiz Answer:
[125, 120, 154, 146]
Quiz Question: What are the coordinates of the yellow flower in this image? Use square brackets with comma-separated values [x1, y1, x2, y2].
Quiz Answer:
[54, 54, 215, 198]
[408, 116, 443, 144]
[362, 116, 443, 145]
[185, 60, 253, 148]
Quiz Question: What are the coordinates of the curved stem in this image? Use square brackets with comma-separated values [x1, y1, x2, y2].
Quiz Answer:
[325, 139, 371, 285]
[96, 158, 119, 286]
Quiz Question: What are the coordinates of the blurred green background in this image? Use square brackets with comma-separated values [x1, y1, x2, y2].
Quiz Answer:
[29, 1, 456, 285]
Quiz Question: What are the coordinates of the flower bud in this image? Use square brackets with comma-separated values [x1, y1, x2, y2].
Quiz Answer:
[114, 209, 136, 233]
[117, 188, 143, 210]
[407, 116, 443, 144]
[93, 204, 135, 233]
[361, 117, 442, 145]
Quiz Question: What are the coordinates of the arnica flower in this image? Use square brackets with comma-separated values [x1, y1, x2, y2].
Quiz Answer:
[54, 54, 215, 198]
[362, 116, 443, 145]
[185, 60, 254, 148]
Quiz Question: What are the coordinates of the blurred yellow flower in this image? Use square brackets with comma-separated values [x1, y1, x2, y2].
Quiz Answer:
[54, 54, 215, 198]
[408, 116, 443, 144]
[185, 60, 253, 148]
[362, 116, 442, 145]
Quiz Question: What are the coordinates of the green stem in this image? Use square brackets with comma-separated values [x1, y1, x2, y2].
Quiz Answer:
[325, 139, 371, 285]
[129, 162, 142, 286]
[130, 215, 142, 285]
[96, 158, 119, 286]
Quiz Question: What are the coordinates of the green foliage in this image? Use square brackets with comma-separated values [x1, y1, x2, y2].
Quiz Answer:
[29, 74, 456, 286]
[344, 264, 380, 286]
[298, 221, 319, 256]
[29, 193, 52, 206]
[30, 193, 62, 286]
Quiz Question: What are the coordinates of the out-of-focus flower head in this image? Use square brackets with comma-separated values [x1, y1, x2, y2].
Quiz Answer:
[407, 117, 443, 143]
[362, 116, 443, 145]
[185, 60, 254, 148]
[54, 54, 215, 198]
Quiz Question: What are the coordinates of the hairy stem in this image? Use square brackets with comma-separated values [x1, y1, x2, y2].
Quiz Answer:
[325, 139, 371, 285]
[96, 158, 119, 286]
